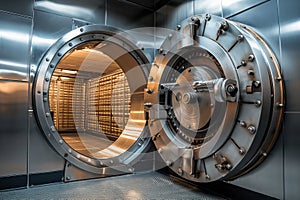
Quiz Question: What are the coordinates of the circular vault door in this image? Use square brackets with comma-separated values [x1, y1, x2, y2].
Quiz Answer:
[146, 14, 284, 182]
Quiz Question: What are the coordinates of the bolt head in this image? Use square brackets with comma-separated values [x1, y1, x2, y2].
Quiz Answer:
[253, 81, 261, 88]
[248, 125, 256, 134]
[239, 147, 246, 155]
[248, 54, 255, 62]
[205, 14, 211, 20]
[237, 35, 244, 42]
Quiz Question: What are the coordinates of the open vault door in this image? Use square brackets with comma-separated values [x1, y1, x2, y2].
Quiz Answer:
[34, 25, 153, 179]
[146, 14, 284, 182]
[34, 14, 284, 183]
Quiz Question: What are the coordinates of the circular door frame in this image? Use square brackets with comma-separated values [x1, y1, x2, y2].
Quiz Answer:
[33, 25, 151, 174]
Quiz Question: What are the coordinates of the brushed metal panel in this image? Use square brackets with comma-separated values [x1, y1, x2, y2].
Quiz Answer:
[28, 116, 65, 174]
[279, 0, 300, 112]
[227, 0, 280, 60]
[34, 0, 105, 24]
[283, 113, 300, 200]
[0, 11, 32, 81]
[194, 0, 222, 16]
[222, 0, 269, 18]
[31, 10, 72, 67]
[156, 0, 190, 30]
[0, 0, 33, 17]
[231, 133, 284, 199]
[107, 0, 154, 29]
[0, 81, 28, 176]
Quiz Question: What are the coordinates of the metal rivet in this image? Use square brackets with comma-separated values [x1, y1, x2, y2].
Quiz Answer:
[149, 76, 154, 81]
[205, 175, 210, 180]
[239, 121, 246, 127]
[43, 97, 47, 102]
[57, 52, 62, 57]
[255, 100, 262, 107]
[68, 43, 73, 47]
[59, 139, 63, 144]
[277, 103, 284, 107]
[276, 76, 282, 81]
[241, 60, 247, 66]
[80, 28, 84, 32]
[248, 69, 255, 76]
[253, 81, 261, 88]
[226, 164, 232, 170]
[128, 168, 134, 173]
[68, 149, 72, 153]
[146, 89, 153, 94]
[239, 147, 246, 155]
[46, 58, 50, 62]
[176, 24, 181, 31]
[168, 33, 173, 38]
[248, 54, 255, 62]
[248, 125, 256, 134]
[76, 154, 81, 159]
[166, 160, 172, 166]
[262, 152, 267, 157]
[221, 21, 229, 30]
[110, 160, 114, 164]
[205, 14, 211, 21]
[178, 168, 183, 176]
[50, 126, 56, 132]
[45, 77, 49, 82]
[46, 113, 50, 117]
[66, 176, 71, 180]
[158, 48, 164, 54]
[237, 35, 244, 42]
[50, 64, 54, 68]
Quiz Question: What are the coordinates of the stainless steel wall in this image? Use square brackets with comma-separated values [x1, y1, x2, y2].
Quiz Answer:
[0, 0, 155, 189]
[155, 0, 299, 199]
[0, 1, 33, 186]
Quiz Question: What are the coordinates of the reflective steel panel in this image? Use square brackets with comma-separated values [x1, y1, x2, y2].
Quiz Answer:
[0, 81, 28, 176]
[0, 11, 32, 81]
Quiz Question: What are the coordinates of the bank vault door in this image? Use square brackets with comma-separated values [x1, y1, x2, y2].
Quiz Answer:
[34, 25, 152, 176]
[146, 14, 284, 182]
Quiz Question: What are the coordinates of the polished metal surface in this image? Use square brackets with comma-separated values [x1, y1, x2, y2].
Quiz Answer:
[147, 14, 284, 183]
[0, 11, 31, 81]
[278, 0, 300, 199]
[0, 81, 28, 176]
[0, 0, 300, 199]
[222, 0, 269, 18]
[0, 0, 33, 17]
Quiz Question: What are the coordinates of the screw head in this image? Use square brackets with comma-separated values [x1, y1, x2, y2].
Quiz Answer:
[248, 125, 256, 134]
